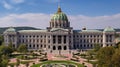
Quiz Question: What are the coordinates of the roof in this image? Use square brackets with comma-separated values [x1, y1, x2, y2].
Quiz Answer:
[74, 29, 102, 33]
[4, 27, 16, 33]
[50, 28, 69, 32]
[51, 7, 68, 21]
[82, 29, 102, 32]
[18, 30, 47, 33]
[104, 26, 115, 32]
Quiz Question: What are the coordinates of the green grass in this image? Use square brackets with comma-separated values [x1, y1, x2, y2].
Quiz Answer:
[8, 63, 17, 66]
[87, 60, 98, 65]
[20, 60, 33, 64]
[31, 60, 84, 67]
[86, 60, 98, 67]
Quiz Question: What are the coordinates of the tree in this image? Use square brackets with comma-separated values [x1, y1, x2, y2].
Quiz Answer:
[94, 43, 101, 52]
[112, 48, 120, 67]
[97, 47, 115, 67]
[87, 50, 94, 60]
[0, 45, 13, 55]
[0, 35, 3, 45]
[17, 44, 27, 53]
[0, 54, 9, 67]
[8, 41, 16, 51]
[0, 44, 12, 67]
[0, 59, 8, 67]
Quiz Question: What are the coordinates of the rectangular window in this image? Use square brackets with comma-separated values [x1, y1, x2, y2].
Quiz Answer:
[53, 35, 56, 44]
[64, 35, 66, 44]
[58, 35, 62, 44]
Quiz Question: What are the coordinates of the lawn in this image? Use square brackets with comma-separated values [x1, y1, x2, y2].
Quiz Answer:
[31, 60, 84, 67]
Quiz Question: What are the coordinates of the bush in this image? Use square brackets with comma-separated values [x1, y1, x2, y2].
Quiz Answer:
[70, 58, 79, 61]
[39, 58, 48, 61]
[17, 55, 24, 59]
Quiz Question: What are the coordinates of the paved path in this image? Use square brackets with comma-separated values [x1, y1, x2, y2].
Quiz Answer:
[78, 57, 93, 67]
[47, 53, 93, 67]
[47, 53, 72, 60]
[9, 54, 93, 67]
[9, 58, 41, 67]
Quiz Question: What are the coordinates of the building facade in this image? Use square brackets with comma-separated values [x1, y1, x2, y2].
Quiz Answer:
[3, 7, 120, 53]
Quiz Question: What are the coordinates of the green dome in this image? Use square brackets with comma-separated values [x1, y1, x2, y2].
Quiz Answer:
[104, 26, 115, 32]
[51, 7, 68, 21]
[5, 27, 16, 32]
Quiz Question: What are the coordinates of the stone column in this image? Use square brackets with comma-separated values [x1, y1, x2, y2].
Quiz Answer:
[103, 32, 106, 47]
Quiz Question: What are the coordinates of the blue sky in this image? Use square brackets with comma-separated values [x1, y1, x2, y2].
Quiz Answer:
[0, 0, 120, 29]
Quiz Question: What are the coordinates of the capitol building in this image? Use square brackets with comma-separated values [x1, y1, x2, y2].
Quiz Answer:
[3, 7, 120, 54]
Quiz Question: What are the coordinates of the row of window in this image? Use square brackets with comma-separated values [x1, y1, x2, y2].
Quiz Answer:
[19, 35, 50, 38]
[53, 35, 67, 44]
[73, 35, 103, 38]
[73, 44, 103, 49]
[74, 39, 103, 43]
[53, 46, 67, 50]
[73, 44, 113, 49]
[26, 44, 49, 49]
[19, 39, 50, 43]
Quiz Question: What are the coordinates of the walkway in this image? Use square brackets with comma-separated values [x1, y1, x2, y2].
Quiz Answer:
[47, 53, 93, 67]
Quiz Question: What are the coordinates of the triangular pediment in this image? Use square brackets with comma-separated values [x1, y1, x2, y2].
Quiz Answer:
[50, 28, 69, 32]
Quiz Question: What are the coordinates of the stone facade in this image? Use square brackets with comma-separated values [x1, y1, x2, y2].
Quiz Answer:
[3, 7, 120, 53]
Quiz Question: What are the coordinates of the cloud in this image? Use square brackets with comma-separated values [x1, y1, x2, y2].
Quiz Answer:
[69, 14, 120, 29]
[1, 0, 25, 10]
[0, 13, 120, 29]
[0, 13, 51, 28]
[2, 1, 13, 9]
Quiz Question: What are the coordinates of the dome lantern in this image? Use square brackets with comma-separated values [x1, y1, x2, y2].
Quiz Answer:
[57, 6, 62, 13]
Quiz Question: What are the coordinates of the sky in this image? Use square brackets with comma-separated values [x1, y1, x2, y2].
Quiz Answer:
[0, 0, 120, 29]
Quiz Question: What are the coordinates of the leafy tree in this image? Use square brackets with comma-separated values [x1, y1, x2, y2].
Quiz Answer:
[17, 44, 27, 53]
[87, 50, 94, 60]
[0, 59, 8, 67]
[97, 47, 115, 67]
[0, 45, 13, 55]
[112, 48, 120, 67]
[8, 41, 16, 51]
[0, 54, 9, 67]
[94, 43, 101, 52]
[8, 41, 13, 48]
[0, 35, 3, 45]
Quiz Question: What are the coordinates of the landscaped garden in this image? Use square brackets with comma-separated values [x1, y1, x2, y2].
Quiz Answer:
[31, 60, 84, 67]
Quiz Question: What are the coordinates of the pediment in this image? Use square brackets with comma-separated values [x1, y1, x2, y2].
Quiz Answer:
[50, 28, 69, 33]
